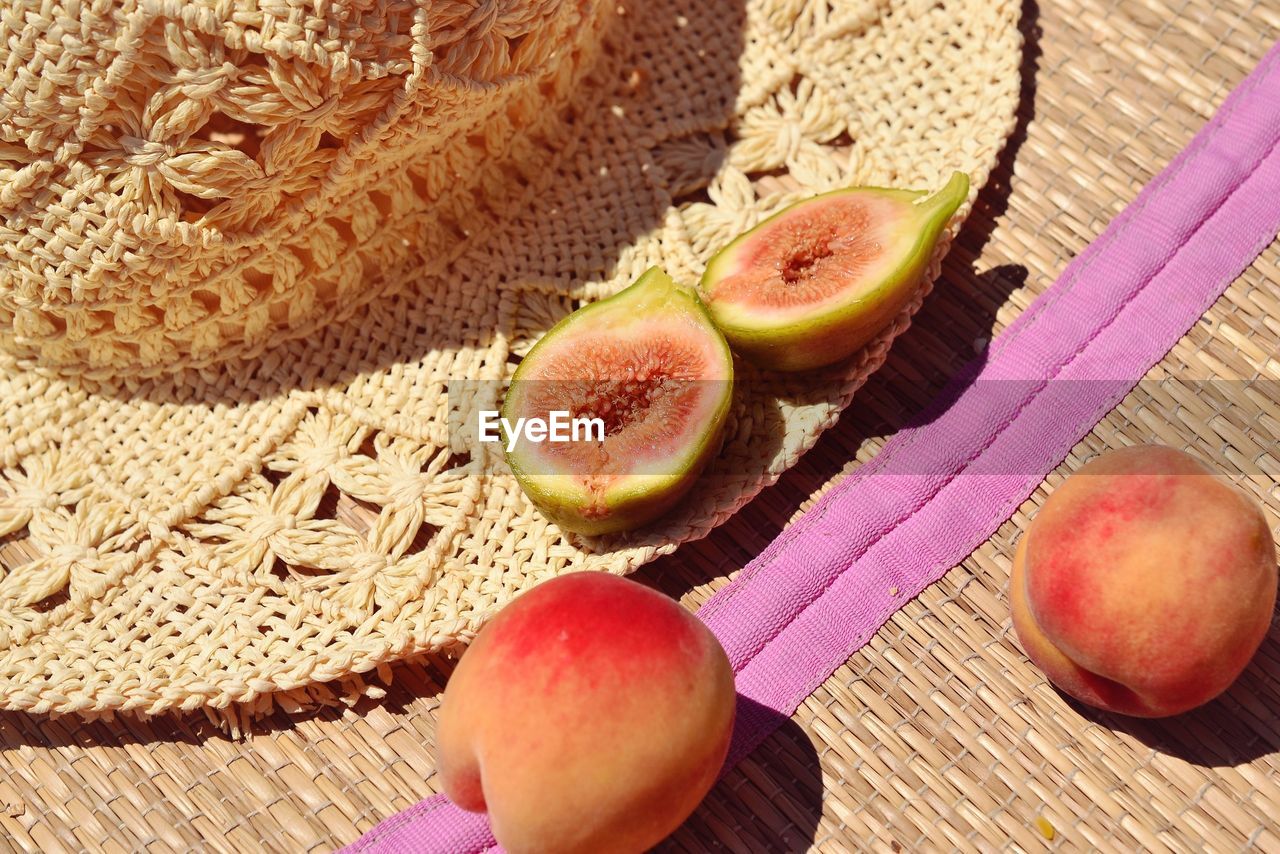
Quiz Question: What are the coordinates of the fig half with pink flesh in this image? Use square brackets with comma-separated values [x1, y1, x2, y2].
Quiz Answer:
[699, 171, 969, 371]
[502, 267, 734, 536]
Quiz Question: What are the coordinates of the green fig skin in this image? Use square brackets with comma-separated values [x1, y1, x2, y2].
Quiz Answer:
[512, 450, 720, 538]
[699, 172, 969, 372]
[501, 268, 734, 537]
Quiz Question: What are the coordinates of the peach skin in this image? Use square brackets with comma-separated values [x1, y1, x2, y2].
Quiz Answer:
[436, 572, 736, 853]
[1011, 445, 1277, 717]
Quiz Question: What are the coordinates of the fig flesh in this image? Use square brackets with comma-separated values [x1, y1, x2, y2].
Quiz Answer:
[699, 171, 969, 371]
[502, 268, 734, 536]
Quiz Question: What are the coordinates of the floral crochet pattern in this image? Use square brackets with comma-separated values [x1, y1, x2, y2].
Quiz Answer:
[0, 0, 1021, 717]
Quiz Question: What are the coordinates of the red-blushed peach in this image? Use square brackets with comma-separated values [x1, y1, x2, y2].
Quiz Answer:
[436, 572, 736, 853]
[1011, 445, 1277, 717]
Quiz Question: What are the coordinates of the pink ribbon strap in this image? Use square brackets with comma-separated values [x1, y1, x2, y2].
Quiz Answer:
[346, 41, 1280, 853]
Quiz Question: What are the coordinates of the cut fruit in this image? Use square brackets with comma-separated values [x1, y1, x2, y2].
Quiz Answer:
[502, 267, 734, 536]
[699, 171, 969, 371]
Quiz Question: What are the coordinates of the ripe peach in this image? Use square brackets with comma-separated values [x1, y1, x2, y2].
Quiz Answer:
[436, 572, 736, 853]
[1011, 445, 1276, 717]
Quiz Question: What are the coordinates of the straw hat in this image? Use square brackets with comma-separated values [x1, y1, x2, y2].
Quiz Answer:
[0, 0, 1021, 719]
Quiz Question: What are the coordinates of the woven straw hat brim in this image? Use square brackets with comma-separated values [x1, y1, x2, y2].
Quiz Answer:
[0, 0, 1022, 717]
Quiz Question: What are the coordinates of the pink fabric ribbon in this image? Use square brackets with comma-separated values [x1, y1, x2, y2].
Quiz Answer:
[346, 40, 1280, 853]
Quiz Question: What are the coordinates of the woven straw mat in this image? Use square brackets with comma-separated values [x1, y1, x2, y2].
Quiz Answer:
[0, 0, 1022, 718]
[2, 0, 1279, 852]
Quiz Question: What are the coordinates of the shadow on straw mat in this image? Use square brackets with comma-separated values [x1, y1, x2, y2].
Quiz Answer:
[369, 672, 822, 851]
[0, 705, 223, 749]
[816, 0, 1043, 437]
[660, 695, 823, 853]
[639, 253, 1030, 601]
[0, 682, 821, 850]
[1061, 611, 1280, 767]
[640, 0, 1044, 599]
[0, 644, 461, 747]
[93, 1, 748, 408]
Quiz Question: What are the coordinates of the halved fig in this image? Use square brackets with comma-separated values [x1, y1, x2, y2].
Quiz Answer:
[502, 267, 734, 536]
[699, 171, 969, 371]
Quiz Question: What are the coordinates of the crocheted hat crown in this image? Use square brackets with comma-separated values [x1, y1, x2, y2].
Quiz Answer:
[0, 0, 1020, 720]
[0, 0, 608, 376]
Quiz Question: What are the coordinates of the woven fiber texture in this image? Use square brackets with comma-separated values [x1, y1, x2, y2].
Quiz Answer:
[0, 0, 610, 375]
[0, 2, 1275, 852]
[0, 0, 1022, 717]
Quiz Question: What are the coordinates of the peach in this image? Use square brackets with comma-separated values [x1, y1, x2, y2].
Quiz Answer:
[1011, 445, 1276, 717]
[436, 572, 735, 853]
